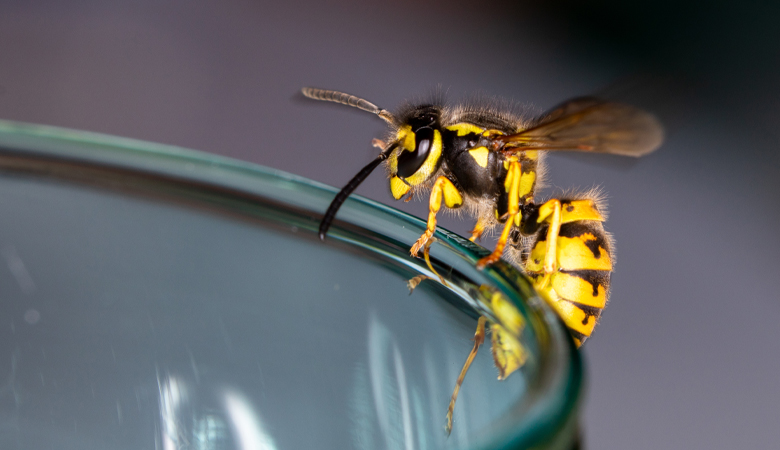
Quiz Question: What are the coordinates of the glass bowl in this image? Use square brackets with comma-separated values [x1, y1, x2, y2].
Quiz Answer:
[0, 120, 582, 450]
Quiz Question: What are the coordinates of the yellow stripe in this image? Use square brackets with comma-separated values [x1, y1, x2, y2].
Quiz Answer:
[557, 235, 612, 271]
[560, 200, 604, 223]
[525, 235, 612, 272]
[446, 123, 484, 136]
[468, 146, 489, 168]
[555, 300, 598, 336]
[390, 176, 410, 199]
[539, 286, 597, 337]
[396, 125, 415, 151]
[551, 272, 607, 309]
[482, 129, 505, 138]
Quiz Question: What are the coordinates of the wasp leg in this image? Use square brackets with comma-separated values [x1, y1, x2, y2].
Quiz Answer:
[407, 275, 428, 293]
[534, 199, 562, 289]
[407, 238, 448, 293]
[422, 238, 448, 286]
[410, 176, 463, 256]
[445, 315, 487, 436]
[476, 159, 522, 269]
[468, 218, 487, 242]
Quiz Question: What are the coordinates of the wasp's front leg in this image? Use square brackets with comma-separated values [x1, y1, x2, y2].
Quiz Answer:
[407, 237, 449, 292]
[410, 176, 463, 256]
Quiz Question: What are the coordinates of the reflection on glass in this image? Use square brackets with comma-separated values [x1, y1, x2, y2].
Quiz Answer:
[156, 373, 277, 450]
[222, 389, 276, 450]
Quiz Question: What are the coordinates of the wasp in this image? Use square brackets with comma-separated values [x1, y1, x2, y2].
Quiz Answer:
[302, 86, 663, 433]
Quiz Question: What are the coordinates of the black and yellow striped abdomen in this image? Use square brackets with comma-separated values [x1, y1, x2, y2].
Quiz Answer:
[525, 214, 613, 346]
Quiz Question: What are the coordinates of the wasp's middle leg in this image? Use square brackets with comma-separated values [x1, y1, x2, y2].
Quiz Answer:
[476, 158, 523, 269]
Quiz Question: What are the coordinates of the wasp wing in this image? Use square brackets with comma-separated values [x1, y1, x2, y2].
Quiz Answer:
[496, 97, 664, 157]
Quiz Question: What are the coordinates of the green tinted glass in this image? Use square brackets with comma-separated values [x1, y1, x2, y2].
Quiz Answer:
[0, 120, 581, 450]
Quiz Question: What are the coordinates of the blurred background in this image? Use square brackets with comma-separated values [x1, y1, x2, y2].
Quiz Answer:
[1, 0, 778, 448]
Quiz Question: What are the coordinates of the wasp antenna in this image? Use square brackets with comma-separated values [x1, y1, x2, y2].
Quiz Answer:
[302, 87, 395, 124]
[319, 143, 398, 240]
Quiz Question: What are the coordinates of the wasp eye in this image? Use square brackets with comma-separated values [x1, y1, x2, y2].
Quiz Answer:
[397, 127, 433, 178]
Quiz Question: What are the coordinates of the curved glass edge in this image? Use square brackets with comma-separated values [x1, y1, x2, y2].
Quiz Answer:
[0, 119, 583, 449]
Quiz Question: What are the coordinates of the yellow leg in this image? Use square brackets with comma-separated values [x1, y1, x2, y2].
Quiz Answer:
[445, 316, 487, 435]
[410, 183, 443, 256]
[407, 274, 429, 292]
[423, 239, 448, 286]
[535, 199, 562, 290]
[407, 238, 448, 293]
[468, 218, 486, 242]
[411, 176, 461, 256]
[477, 159, 521, 269]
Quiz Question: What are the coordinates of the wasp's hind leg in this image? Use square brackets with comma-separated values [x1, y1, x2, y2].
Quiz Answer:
[445, 286, 529, 435]
[445, 316, 487, 435]
[524, 194, 613, 346]
[533, 199, 562, 289]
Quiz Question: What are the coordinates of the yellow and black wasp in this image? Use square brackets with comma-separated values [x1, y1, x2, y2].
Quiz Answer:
[302, 86, 663, 432]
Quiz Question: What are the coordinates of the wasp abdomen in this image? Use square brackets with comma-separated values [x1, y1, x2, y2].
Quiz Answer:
[524, 201, 613, 346]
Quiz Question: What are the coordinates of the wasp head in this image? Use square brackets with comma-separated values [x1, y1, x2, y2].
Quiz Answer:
[388, 105, 444, 199]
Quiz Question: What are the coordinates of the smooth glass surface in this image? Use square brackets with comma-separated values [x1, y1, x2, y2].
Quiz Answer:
[0, 120, 581, 450]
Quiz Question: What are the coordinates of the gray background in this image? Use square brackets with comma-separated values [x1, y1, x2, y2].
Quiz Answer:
[1, 0, 778, 448]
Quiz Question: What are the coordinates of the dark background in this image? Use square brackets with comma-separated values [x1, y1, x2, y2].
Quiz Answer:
[1, 0, 778, 448]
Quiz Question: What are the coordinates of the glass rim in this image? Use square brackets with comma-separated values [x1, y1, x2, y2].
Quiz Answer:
[0, 119, 583, 450]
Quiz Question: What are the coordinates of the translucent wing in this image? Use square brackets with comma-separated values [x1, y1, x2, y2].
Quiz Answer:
[494, 97, 664, 157]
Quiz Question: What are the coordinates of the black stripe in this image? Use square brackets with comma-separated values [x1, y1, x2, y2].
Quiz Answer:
[563, 299, 602, 326]
[523, 221, 549, 241]
[560, 269, 610, 297]
[568, 327, 588, 342]
[558, 222, 610, 259]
